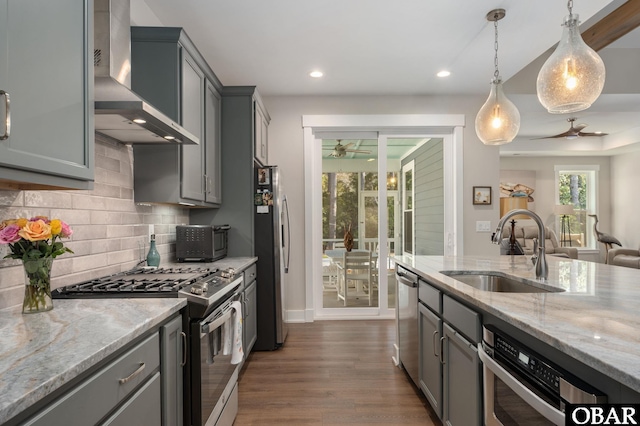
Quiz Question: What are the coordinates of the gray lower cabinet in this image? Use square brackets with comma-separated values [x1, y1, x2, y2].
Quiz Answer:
[418, 280, 481, 426]
[0, 0, 94, 190]
[130, 27, 222, 207]
[22, 333, 161, 426]
[160, 315, 184, 426]
[419, 303, 442, 415]
[18, 314, 183, 426]
[244, 279, 258, 355]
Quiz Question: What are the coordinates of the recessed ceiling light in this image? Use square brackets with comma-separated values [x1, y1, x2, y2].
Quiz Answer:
[163, 135, 175, 140]
[309, 71, 324, 78]
[133, 118, 146, 124]
[437, 70, 451, 78]
[367, 158, 375, 162]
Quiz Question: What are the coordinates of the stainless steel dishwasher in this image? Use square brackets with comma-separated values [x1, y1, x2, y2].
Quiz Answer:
[397, 265, 419, 387]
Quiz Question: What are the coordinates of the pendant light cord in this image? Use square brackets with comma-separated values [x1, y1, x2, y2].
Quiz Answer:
[567, 0, 574, 19]
[493, 14, 500, 80]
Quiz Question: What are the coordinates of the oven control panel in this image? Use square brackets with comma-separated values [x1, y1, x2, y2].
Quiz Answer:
[494, 333, 562, 393]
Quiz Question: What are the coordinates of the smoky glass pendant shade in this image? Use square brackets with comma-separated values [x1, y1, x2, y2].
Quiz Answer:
[475, 79, 521, 145]
[537, 14, 605, 114]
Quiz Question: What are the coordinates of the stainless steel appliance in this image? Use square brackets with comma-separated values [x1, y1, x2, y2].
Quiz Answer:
[52, 266, 243, 426]
[479, 325, 606, 425]
[176, 225, 230, 262]
[253, 165, 291, 351]
[93, 0, 198, 145]
[396, 265, 419, 386]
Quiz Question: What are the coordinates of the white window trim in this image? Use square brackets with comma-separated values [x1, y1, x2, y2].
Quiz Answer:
[401, 160, 415, 256]
[554, 165, 599, 252]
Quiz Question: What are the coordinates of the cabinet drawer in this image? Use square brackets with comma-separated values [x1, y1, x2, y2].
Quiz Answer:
[443, 295, 481, 344]
[25, 333, 160, 426]
[244, 263, 257, 285]
[419, 279, 441, 313]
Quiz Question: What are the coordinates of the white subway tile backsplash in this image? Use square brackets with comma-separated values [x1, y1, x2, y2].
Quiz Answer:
[0, 139, 191, 309]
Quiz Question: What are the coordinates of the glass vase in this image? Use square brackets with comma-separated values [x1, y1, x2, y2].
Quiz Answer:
[22, 257, 54, 314]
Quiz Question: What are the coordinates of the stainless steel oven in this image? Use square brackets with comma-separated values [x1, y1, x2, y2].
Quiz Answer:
[479, 325, 606, 425]
[190, 287, 243, 426]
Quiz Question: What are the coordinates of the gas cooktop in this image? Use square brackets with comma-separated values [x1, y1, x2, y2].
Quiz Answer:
[51, 267, 217, 298]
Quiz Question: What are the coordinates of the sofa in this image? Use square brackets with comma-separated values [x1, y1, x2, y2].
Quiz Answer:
[501, 225, 579, 259]
[607, 248, 640, 268]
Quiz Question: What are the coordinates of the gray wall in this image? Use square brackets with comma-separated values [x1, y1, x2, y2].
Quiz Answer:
[401, 139, 444, 255]
[611, 149, 640, 250]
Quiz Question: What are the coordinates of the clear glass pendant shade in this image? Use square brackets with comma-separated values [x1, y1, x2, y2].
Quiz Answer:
[537, 14, 605, 114]
[475, 79, 521, 145]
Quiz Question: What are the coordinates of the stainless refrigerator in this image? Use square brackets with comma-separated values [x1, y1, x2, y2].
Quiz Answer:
[253, 165, 290, 350]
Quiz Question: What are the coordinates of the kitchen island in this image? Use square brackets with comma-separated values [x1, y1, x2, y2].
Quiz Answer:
[394, 254, 640, 397]
[0, 298, 186, 424]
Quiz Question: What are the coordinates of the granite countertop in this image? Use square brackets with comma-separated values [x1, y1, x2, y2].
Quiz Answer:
[0, 298, 186, 424]
[393, 254, 640, 393]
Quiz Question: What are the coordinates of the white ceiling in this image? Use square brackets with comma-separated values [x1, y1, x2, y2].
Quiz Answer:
[131, 0, 640, 156]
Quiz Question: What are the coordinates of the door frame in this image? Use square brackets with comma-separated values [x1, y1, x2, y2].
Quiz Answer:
[303, 115, 465, 321]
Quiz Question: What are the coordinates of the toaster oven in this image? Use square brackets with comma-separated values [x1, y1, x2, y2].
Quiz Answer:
[176, 225, 229, 262]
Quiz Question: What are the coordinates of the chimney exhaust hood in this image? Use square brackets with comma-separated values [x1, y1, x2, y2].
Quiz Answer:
[93, 0, 198, 145]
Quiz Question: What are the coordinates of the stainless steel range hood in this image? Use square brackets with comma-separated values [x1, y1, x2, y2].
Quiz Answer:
[93, 0, 198, 145]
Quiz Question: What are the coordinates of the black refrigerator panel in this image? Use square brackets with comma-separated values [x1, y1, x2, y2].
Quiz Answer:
[253, 165, 289, 350]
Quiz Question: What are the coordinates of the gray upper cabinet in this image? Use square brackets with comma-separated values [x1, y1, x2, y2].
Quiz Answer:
[254, 102, 269, 166]
[130, 27, 222, 207]
[0, 0, 94, 190]
[204, 81, 222, 204]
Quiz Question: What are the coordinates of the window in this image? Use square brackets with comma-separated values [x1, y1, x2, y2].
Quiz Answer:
[555, 165, 598, 249]
[402, 161, 415, 255]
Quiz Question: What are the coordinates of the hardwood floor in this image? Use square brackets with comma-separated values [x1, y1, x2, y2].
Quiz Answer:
[235, 320, 440, 425]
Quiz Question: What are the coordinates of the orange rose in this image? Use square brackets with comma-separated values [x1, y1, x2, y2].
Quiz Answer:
[18, 219, 52, 241]
[16, 218, 28, 228]
[50, 219, 62, 235]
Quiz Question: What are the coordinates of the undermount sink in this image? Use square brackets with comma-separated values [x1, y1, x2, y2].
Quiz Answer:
[440, 271, 564, 293]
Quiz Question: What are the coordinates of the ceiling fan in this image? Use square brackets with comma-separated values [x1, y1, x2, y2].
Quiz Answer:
[324, 140, 371, 158]
[532, 118, 608, 140]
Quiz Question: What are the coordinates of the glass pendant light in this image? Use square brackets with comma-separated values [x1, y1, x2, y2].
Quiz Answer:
[537, 0, 605, 114]
[475, 9, 520, 146]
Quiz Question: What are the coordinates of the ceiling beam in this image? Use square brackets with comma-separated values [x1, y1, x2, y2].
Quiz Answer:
[582, 0, 640, 51]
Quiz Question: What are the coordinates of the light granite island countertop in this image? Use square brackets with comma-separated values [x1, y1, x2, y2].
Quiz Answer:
[0, 298, 186, 424]
[393, 254, 640, 395]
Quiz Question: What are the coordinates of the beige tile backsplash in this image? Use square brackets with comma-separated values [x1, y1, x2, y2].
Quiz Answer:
[0, 136, 190, 309]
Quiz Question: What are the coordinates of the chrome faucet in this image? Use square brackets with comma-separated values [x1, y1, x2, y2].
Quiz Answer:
[492, 209, 548, 281]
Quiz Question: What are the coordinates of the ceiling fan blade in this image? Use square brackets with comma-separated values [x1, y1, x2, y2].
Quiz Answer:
[531, 131, 574, 140]
[573, 123, 588, 132]
[341, 142, 355, 150]
[344, 149, 371, 154]
[577, 131, 608, 137]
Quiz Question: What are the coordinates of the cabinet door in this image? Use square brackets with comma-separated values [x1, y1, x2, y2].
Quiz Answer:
[419, 303, 442, 418]
[0, 0, 93, 184]
[204, 80, 222, 204]
[254, 103, 268, 165]
[442, 323, 481, 426]
[160, 315, 184, 426]
[180, 49, 205, 201]
[244, 280, 258, 354]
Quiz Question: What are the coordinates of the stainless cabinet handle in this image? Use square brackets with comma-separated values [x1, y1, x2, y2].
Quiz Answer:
[439, 337, 446, 365]
[180, 331, 187, 367]
[0, 90, 9, 140]
[118, 362, 146, 384]
[432, 330, 440, 359]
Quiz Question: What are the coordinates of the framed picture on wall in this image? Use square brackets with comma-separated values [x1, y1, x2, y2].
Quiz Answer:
[473, 186, 492, 205]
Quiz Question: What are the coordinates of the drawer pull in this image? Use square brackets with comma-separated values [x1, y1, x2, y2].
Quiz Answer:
[181, 331, 187, 367]
[0, 90, 10, 140]
[118, 362, 146, 384]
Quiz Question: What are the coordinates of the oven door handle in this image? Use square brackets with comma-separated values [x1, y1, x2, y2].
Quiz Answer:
[478, 344, 564, 425]
[201, 306, 234, 335]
